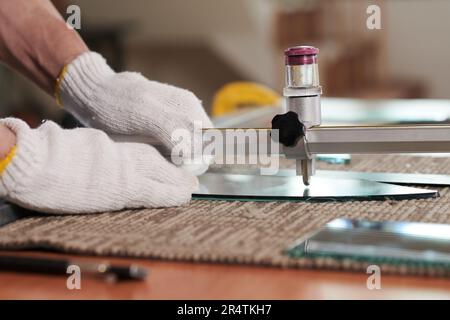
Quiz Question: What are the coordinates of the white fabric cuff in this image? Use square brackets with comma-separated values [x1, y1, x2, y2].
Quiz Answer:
[0, 118, 46, 198]
[60, 51, 115, 112]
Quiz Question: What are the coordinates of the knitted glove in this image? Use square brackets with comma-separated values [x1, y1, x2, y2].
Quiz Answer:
[58, 51, 213, 172]
[0, 118, 198, 214]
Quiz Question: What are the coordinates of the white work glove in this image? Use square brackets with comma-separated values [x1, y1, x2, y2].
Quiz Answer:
[0, 118, 198, 214]
[58, 51, 213, 174]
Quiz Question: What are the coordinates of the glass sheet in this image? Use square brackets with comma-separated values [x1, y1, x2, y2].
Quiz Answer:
[208, 167, 450, 186]
[193, 173, 437, 202]
[286, 218, 450, 269]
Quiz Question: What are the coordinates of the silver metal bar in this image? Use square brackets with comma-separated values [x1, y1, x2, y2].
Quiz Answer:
[197, 124, 450, 188]
[202, 124, 450, 157]
[306, 125, 450, 154]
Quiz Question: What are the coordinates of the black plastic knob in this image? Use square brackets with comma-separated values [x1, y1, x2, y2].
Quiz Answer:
[271, 111, 305, 147]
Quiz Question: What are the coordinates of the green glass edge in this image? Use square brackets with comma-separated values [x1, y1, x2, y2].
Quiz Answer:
[286, 244, 450, 271]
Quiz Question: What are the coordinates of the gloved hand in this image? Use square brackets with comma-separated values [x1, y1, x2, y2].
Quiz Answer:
[0, 118, 198, 214]
[58, 51, 213, 173]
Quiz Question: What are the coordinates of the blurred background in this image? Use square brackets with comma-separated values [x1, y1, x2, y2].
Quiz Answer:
[0, 0, 449, 127]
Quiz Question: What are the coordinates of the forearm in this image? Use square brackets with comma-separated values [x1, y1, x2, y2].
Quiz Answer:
[0, 124, 16, 160]
[0, 0, 88, 95]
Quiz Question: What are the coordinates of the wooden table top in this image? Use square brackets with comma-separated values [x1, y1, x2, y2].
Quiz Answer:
[1, 251, 450, 300]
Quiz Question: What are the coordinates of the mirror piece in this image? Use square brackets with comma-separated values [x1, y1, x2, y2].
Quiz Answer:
[194, 173, 437, 201]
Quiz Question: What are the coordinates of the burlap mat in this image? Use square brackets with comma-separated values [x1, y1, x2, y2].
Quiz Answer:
[1, 154, 450, 277]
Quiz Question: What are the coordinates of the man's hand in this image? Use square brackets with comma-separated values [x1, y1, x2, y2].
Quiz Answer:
[0, 118, 198, 214]
[0, 0, 212, 173]
[59, 52, 213, 169]
[0, 0, 89, 95]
